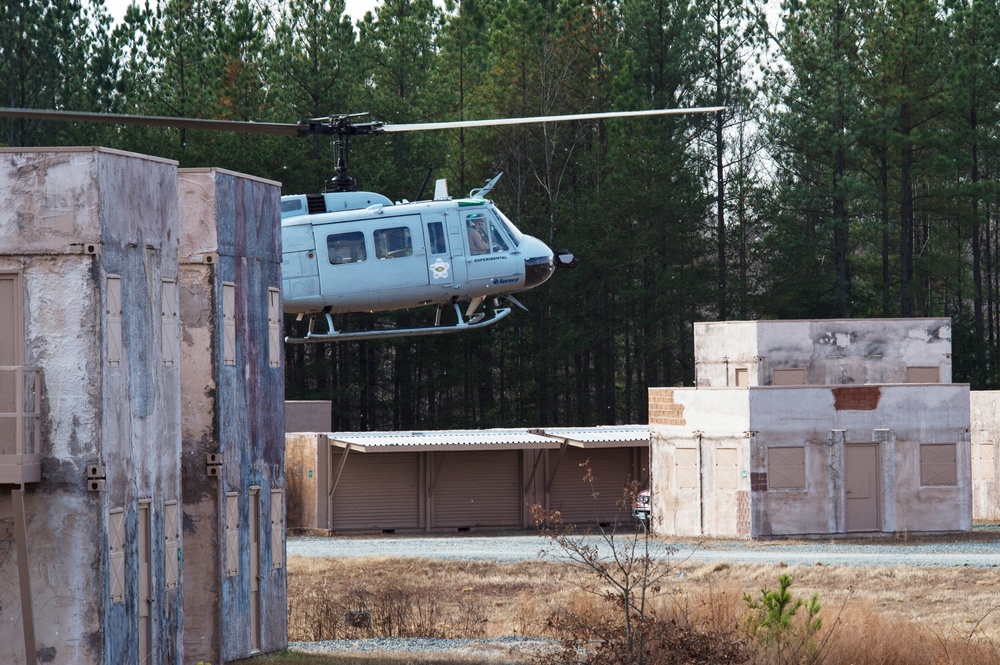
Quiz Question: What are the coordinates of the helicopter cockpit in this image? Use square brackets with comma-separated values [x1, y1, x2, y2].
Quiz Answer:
[466, 212, 512, 255]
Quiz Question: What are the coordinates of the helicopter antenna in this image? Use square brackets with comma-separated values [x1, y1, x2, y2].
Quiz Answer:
[470, 173, 503, 199]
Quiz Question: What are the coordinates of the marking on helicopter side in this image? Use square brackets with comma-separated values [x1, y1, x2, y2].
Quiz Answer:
[474, 256, 507, 263]
[492, 277, 518, 285]
[430, 258, 451, 279]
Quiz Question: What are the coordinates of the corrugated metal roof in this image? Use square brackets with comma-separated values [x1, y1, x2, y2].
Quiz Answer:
[540, 425, 649, 446]
[326, 425, 649, 451]
[327, 428, 560, 451]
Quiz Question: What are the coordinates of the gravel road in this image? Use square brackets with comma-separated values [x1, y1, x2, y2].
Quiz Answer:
[289, 523, 1000, 568]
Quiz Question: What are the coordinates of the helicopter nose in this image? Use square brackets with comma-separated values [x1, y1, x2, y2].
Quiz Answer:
[524, 254, 555, 288]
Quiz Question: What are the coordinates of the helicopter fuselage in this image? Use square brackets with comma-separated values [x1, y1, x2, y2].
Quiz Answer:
[280, 190, 556, 316]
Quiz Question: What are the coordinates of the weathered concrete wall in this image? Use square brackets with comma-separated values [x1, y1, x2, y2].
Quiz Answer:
[649, 388, 751, 537]
[693, 321, 758, 387]
[285, 433, 320, 530]
[970, 391, 1000, 520]
[178, 168, 286, 664]
[694, 319, 953, 387]
[285, 400, 332, 433]
[650, 384, 971, 538]
[0, 148, 183, 664]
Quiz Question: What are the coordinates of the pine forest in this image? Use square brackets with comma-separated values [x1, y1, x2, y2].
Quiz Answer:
[3, 0, 1000, 430]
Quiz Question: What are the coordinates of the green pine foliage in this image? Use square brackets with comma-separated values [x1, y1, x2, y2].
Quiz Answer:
[7, 0, 1000, 426]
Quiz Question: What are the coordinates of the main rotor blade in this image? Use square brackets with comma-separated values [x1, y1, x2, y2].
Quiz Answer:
[0, 108, 303, 136]
[381, 106, 726, 133]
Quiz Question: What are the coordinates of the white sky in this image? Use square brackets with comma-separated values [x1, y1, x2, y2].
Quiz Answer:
[101, 0, 383, 25]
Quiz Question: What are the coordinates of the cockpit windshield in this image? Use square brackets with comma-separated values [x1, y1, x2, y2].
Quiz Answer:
[491, 207, 522, 247]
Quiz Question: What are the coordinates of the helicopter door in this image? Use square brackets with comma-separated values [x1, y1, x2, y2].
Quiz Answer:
[464, 211, 519, 284]
[423, 215, 455, 289]
[314, 215, 428, 312]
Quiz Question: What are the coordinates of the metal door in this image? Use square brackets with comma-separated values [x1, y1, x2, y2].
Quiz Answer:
[845, 444, 880, 531]
[0, 274, 22, 451]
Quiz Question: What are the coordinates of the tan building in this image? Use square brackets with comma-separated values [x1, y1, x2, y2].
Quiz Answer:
[286, 425, 649, 532]
[970, 392, 1000, 521]
[650, 319, 971, 539]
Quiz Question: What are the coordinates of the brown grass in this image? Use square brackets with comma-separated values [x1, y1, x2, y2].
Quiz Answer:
[286, 553, 1000, 664]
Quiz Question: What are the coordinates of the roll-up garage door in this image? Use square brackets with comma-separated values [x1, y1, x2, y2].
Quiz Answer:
[432, 450, 522, 528]
[330, 451, 420, 530]
[549, 448, 634, 524]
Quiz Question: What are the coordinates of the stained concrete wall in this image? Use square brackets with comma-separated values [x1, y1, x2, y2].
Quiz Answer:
[178, 168, 286, 664]
[285, 433, 322, 531]
[0, 148, 183, 664]
[970, 392, 1000, 520]
[650, 384, 971, 538]
[694, 319, 953, 387]
[285, 401, 332, 433]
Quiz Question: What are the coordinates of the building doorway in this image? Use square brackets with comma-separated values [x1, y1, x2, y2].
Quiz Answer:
[845, 444, 880, 531]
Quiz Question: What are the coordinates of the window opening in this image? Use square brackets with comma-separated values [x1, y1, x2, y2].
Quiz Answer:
[373, 226, 413, 259]
[327, 232, 367, 264]
[427, 222, 447, 255]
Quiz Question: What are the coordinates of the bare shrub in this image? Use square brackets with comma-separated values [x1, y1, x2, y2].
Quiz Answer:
[532, 467, 748, 665]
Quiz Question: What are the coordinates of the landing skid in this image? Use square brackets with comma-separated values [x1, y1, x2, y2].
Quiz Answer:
[285, 303, 513, 344]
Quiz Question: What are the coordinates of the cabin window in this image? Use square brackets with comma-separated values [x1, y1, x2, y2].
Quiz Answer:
[374, 226, 413, 259]
[327, 232, 367, 264]
[427, 222, 447, 254]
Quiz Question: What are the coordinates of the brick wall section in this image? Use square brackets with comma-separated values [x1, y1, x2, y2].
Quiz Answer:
[737, 491, 751, 538]
[831, 386, 882, 410]
[649, 389, 686, 426]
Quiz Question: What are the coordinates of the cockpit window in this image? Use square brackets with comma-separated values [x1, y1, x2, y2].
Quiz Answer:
[466, 213, 490, 255]
[327, 231, 367, 264]
[374, 226, 413, 259]
[467, 211, 513, 255]
[493, 207, 522, 247]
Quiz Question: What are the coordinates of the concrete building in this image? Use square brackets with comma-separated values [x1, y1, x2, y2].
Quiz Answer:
[0, 152, 287, 665]
[650, 319, 972, 539]
[970, 392, 1000, 521]
[285, 426, 649, 532]
[178, 169, 287, 663]
[0, 148, 183, 664]
[694, 318, 952, 387]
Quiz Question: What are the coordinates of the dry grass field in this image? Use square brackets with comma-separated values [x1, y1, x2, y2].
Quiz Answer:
[279, 544, 1000, 665]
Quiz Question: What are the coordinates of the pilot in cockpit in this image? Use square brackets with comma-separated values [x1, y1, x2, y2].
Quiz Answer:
[468, 216, 489, 255]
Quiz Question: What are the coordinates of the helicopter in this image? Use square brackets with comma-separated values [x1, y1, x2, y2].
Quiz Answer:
[0, 106, 724, 342]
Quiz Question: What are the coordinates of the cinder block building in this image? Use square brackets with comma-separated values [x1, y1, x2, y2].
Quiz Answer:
[0, 148, 184, 664]
[650, 319, 972, 538]
[178, 168, 287, 663]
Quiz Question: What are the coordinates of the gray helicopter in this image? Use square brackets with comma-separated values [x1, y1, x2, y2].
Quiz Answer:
[0, 106, 723, 342]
